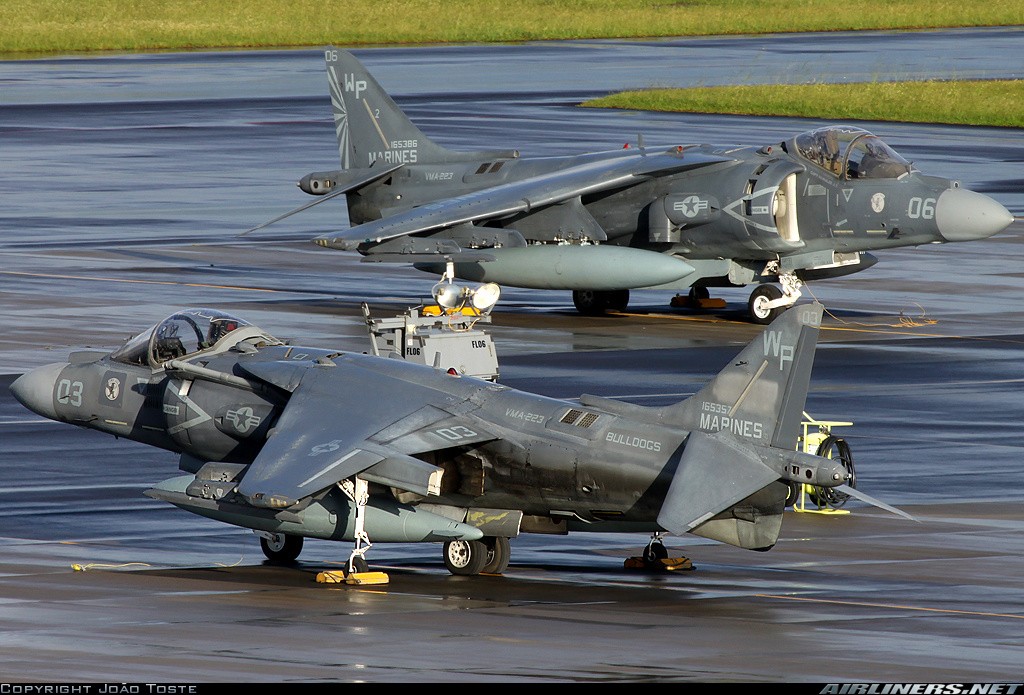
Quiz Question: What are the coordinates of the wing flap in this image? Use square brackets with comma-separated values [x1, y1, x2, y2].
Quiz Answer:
[362, 456, 444, 497]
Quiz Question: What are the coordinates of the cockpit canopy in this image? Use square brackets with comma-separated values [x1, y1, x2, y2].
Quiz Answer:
[110, 308, 264, 368]
[792, 126, 911, 180]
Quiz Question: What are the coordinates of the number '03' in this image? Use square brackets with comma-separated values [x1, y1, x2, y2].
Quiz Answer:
[56, 379, 83, 407]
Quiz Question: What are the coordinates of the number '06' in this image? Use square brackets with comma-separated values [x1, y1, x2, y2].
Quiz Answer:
[907, 197, 936, 219]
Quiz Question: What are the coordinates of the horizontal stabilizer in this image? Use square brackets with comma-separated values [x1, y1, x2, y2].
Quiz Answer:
[241, 163, 404, 236]
[657, 430, 778, 535]
[837, 484, 916, 521]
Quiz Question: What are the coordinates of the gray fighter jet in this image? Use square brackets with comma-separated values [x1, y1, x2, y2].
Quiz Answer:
[259, 48, 1013, 323]
[10, 303, 902, 576]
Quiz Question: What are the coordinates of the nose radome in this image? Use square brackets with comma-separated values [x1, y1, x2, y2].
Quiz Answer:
[9, 362, 65, 420]
[936, 188, 1014, 242]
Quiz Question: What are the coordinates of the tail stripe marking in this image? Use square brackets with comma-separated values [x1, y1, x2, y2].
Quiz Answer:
[362, 98, 390, 148]
[729, 360, 768, 416]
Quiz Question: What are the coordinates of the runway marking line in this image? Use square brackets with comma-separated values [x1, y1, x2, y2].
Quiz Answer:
[0, 270, 279, 293]
[760, 593, 1024, 620]
[614, 310, 1024, 343]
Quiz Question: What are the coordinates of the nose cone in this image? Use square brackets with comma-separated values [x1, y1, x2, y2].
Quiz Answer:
[936, 188, 1014, 242]
[10, 362, 65, 420]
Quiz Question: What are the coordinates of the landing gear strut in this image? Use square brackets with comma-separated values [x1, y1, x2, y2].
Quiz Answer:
[315, 477, 386, 586]
[341, 476, 373, 576]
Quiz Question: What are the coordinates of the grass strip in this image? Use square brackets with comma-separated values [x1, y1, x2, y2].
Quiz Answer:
[1, 0, 1022, 56]
[584, 81, 1024, 128]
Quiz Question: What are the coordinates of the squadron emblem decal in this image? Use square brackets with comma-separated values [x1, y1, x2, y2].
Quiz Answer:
[871, 192, 885, 213]
[105, 377, 121, 401]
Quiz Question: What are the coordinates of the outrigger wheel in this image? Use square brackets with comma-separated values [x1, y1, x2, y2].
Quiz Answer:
[625, 535, 693, 571]
[642, 538, 669, 563]
[260, 532, 304, 563]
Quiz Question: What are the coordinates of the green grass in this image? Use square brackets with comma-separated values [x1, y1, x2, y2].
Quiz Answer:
[584, 80, 1024, 128]
[3, 1, 1020, 128]
[1, 0, 1022, 55]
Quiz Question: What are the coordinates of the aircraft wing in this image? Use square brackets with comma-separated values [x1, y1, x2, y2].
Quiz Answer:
[235, 359, 496, 508]
[314, 149, 731, 250]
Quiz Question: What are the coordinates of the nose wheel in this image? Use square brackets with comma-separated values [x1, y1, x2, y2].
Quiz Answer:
[749, 267, 804, 325]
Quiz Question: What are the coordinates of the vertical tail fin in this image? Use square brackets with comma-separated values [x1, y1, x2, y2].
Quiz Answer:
[660, 302, 823, 449]
[324, 47, 516, 170]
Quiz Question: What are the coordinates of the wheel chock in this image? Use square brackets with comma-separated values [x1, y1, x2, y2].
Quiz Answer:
[670, 295, 727, 310]
[316, 570, 390, 586]
[624, 556, 694, 572]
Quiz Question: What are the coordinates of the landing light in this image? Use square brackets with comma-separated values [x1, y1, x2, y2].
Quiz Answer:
[431, 263, 501, 315]
[470, 283, 501, 313]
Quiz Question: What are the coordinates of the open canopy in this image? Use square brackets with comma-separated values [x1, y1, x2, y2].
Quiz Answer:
[110, 308, 258, 368]
[792, 126, 912, 180]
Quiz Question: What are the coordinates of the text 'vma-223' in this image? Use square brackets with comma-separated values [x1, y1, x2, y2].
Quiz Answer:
[252, 48, 1014, 324]
[11, 303, 905, 579]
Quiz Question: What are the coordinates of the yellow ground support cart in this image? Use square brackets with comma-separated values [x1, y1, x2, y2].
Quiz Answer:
[791, 413, 857, 515]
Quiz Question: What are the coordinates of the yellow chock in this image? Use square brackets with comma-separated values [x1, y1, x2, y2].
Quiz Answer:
[659, 557, 694, 571]
[316, 570, 390, 586]
[624, 556, 693, 572]
[345, 571, 390, 585]
[669, 295, 727, 309]
[316, 570, 348, 584]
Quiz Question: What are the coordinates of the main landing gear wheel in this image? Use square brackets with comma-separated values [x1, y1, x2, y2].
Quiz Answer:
[748, 284, 784, 325]
[572, 289, 630, 315]
[481, 536, 511, 575]
[443, 539, 490, 576]
[260, 533, 304, 563]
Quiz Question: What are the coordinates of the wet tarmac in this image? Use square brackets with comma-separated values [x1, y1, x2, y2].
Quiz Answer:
[1, 31, 1024, 683]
